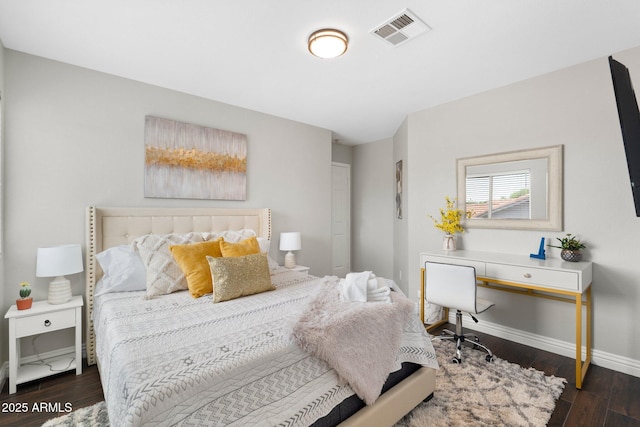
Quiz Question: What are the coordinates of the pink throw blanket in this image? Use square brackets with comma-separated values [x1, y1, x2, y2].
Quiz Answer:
[291, 278, 414, 405]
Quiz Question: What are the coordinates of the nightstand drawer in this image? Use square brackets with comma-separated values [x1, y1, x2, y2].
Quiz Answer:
[15, 309, 76, 338]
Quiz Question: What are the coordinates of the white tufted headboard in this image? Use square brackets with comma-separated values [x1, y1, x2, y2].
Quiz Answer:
[84, 206, 272, 365]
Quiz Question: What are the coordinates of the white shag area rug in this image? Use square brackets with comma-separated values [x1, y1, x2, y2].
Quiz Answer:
[42, 339, 566, 427]
[395, 338, 567, 427]
[41, 400, 108, 426]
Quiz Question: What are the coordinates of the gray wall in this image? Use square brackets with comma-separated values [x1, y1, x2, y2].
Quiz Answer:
[331, 142, 353, 164]
[351, 138, 393, 279]
[1, 50, 333, 360]
[404, 46, 640, 369]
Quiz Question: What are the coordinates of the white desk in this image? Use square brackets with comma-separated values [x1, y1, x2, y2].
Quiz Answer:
[420, 250, 593, 389]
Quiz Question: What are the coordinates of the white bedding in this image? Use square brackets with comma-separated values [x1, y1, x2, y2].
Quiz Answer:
[93, 270, 438, 426]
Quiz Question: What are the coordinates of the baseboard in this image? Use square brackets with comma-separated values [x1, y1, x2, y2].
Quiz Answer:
[1, 344, 87, 389]
[448, 313, 640, 378]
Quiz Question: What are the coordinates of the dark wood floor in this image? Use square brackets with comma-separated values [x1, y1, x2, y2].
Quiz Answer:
[1, 325, 639, 426]
[0, 360, 103, 427]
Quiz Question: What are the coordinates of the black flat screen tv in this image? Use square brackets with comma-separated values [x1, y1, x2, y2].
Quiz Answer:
[609, 56, 640, 216]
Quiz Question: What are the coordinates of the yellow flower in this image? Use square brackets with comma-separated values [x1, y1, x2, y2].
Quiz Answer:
[429, 197, 472, 235]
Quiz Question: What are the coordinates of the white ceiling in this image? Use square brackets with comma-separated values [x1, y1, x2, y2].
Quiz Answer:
[2, 1, 640, 145]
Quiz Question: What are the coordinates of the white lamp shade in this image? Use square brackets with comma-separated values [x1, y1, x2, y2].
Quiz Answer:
[36, 244, 84, 277]
[279, 232, 301, 251]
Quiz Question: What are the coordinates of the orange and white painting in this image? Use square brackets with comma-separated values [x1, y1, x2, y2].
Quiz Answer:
[144, 116, 247, 200]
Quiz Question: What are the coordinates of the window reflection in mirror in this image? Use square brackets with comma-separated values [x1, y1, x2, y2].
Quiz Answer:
[457, 145, 562, 231]
[466, 158, 547, 220]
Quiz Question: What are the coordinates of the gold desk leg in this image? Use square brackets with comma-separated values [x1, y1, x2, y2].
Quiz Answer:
[575, 287, 594, 390]
[575, 287, 593, 389]
[575, 293, 583, 389]
[420, 268, 425, 326]
[579, 287, 593, 389]
[420, 268, 424, 326]
[587, 286, 593, 366]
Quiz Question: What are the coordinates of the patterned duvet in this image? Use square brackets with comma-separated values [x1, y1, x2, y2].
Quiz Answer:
[93, 270, 438, 426]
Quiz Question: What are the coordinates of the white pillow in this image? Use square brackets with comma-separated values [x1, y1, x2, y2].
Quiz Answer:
[202, 229, 256, 243]
[257, 237, 279, 271]
[95, 245, 146, 296]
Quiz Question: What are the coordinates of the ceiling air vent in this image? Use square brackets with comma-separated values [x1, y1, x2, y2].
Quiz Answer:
[371, 9, 430, 47]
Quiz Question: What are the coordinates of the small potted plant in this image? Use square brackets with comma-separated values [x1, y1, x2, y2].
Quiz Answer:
[551, 233, 586, 262]
[17, 281, 33, 310]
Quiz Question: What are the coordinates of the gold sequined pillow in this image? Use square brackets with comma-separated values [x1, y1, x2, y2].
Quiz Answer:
[207, 252, 275, 303]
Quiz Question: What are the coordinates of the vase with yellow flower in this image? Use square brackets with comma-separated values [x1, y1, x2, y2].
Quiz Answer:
[429, 197, 472, 251]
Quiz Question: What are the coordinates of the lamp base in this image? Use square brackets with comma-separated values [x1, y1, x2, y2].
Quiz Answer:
[48, 276, 72, 305]
[284, 251, 297, 268]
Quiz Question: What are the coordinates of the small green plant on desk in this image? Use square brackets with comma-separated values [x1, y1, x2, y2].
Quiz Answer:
[550, 233, 586, 262]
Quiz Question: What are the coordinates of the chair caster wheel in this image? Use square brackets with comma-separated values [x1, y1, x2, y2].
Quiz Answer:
[452, 357, 461, 364]
[473, 337, 480, 350]
[486, 355, 494, 362]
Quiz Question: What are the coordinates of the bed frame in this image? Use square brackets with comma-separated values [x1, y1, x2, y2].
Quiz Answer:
[85, 206, 435, 426]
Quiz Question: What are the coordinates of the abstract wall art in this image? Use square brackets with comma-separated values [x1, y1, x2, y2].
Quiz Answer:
[144, 116, 247, 200]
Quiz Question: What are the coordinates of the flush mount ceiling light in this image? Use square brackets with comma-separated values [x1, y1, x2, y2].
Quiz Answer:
[308, 29, 348, 58]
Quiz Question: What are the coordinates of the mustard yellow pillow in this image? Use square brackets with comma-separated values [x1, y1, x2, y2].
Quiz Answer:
[219, 236, 260, 257]
[170, 239, 223, 298]
[207, 252, 275, 303]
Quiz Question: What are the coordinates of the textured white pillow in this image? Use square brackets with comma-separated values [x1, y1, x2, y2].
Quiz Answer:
[256, 237, 270, 253]
[133, 233, 204, 298]
[202, 229, 256, 243]
[95, 245, 146, 296]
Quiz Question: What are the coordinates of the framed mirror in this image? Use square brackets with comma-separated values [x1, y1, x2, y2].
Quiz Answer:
[457, 145, 563, 230]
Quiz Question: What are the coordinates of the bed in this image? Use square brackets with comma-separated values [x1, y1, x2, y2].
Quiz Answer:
[85, 206, 437, 426]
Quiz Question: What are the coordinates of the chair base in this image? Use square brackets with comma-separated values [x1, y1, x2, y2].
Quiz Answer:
[432, 310, 494, 364]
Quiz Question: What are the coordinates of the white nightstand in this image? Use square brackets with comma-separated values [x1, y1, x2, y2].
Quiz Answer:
[4, 295, 83, 394]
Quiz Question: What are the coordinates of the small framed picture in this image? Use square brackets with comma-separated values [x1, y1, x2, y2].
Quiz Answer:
[396, 160, 403, 219]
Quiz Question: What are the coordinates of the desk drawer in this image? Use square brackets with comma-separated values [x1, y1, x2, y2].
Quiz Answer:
[423, 256, 486, 276]
[16, 309, 76, 338]
[485, 263, 579, 291]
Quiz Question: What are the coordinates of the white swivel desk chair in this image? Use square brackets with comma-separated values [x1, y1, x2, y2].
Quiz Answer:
[425, 261, 494, 363]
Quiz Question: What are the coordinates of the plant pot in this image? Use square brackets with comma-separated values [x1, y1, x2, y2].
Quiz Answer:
[442, 234, 456, 251]
[561, 249, 582, 262]
[16, 297, 33, 310]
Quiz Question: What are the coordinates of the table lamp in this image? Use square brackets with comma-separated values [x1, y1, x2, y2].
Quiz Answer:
[36, 244, 83, 304]
[279, 232, 301, 268]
